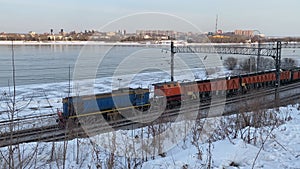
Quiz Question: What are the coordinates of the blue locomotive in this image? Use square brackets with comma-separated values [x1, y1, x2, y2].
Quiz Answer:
[57, 87, 150, 125]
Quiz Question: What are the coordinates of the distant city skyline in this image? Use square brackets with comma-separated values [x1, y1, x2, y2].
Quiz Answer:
[1, 0, 300, 36]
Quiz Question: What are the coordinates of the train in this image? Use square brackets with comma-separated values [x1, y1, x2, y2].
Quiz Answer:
[57, 68, 300, 127]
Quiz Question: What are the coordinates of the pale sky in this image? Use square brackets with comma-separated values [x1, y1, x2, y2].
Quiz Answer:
[1, 0, 300, 36]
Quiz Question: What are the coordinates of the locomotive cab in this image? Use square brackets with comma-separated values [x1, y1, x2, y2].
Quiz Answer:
[153, 81, 182, 109]
[153, 81, 181, 97]
[132, 88, 150, 106]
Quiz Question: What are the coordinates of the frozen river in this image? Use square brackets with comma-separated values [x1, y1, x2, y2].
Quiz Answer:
[0, 43, 299, 87]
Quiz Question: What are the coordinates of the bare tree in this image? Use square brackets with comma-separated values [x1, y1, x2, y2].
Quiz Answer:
[89, 139, 103, 169]
[223, 57, 238, 70]
[106, 132, 116, 169]
[259, 57, 275, 71]
[0, 40, 38, 169]
[281, 58, 297, 70]
[191, 119, 203, 160]
[239, 57, 256, 72]
[207, 139, 213, 169]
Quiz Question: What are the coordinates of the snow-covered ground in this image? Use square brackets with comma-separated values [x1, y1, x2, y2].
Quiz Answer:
[0, 103, 299, 169]
[142, 105, 300, 169]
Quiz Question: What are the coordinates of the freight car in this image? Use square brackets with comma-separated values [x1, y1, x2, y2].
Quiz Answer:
[57, 88, 150, 126]
[153, 69, 300, 105]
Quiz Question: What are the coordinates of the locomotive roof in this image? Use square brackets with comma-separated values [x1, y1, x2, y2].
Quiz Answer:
[152, 81, 179, 86]
[129, 69, 293, 89]
[63, 87, 149, 100]
[112, 87, 148, 93]
[239, 70, 276, 77]
[152, 70, 281, 87]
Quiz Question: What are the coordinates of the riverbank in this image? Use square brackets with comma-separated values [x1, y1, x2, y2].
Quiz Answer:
[0, 40, 264, 46]
[0, 40, 142, 46]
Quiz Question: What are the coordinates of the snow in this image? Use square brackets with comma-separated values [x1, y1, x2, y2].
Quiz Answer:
[1, 104, 299, 168]
[141, 104, 300, 169]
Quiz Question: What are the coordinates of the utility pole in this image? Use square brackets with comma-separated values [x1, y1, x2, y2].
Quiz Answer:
[257, 40, 261, 72]
[253, 30, 262, 72]
[249, 57, 252, 72]
[117, 78, 122, 88]
[215, 14, 218, 34]
[170, 41, 175, 82]
[275, 41, 281, 105]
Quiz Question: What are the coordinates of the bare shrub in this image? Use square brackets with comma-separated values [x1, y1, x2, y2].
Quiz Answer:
[217, 109, 284, 146]
[259, 57, 275, 71]
[206, 67, 221, 75]
[281, 58, 297, 69]
[223, 57, 238, 70]
[239, 57, 256, 72]
[191, 119, 204, 160]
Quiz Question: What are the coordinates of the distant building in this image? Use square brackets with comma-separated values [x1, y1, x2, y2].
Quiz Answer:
[234, 30, 254, 37]
[60, 29, 66, 36]
[143, 35, 151, 39]
[106, 32, 116, 36]
[216, 29, 223, 34]
[28, 31, 36, 36]
[136, 30, 176, 37]
[47, 34, 63, 41]
[207, 32, 214, 36]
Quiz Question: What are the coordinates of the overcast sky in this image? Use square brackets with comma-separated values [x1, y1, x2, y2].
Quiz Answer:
[1, 0, 299, 36]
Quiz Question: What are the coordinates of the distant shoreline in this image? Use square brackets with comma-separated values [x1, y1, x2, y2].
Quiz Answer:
[0, 40, 143, 46]
[0, 41, 230, 46]
[0, 40, 190, 46]
[0, 40, 298, 46]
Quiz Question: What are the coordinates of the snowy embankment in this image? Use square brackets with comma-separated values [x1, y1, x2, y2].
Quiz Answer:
[0, 104, 299, 169]
[142, 104, 300, 169]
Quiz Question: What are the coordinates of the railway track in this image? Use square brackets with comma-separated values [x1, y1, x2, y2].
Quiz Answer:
[0, 113, 57, 135]
[0, 125, 62, 147]
[0, 82, 300, 147]
[0, 113, 56, 125]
